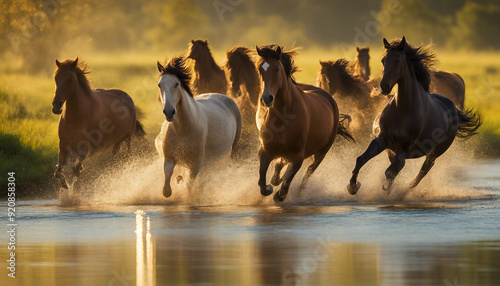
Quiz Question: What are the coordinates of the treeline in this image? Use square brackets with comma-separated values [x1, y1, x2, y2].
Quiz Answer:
[1, 0, 499, 72]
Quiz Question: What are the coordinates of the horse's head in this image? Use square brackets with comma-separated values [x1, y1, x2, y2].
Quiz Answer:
[318, 61, 333, 92]
[187, 39, 209, 60]
[356, 47, 370, 66]
[53, 58, 79, 114]
[380, 37, 407, 95]
[256, 45, 285, 108]
[157, 56, 193, 122]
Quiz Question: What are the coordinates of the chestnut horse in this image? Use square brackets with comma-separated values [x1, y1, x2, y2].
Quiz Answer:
[347, 37, 481, 195]
[187, 39, 227, 95]
[256, 45, 354, 202]
[52, 58, 145, 189]
[353, 46, 371, 81]
[156, 56, 241, 198]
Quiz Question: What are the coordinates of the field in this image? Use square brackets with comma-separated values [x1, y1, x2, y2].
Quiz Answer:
[1, 48, 500, 195]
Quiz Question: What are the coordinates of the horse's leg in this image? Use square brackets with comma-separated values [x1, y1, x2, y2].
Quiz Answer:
[258, 148, 274, 196]
[163, 160, 175, 198]
[73, 154, 86, 177]
[274, 156, 304, 202]
[299, 151, 327, 189]
[382, 149, 408, 191]
[408, 155, 436, 189]
[55, 149, 69, 189]
[347, 137, 386, 195]
[270, 158, 286, 186]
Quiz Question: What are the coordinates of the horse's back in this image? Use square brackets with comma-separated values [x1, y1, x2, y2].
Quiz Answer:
[430, 70, 465, 109]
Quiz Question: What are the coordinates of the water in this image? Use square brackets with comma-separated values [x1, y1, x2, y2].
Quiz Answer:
[1, 157, 499, 286]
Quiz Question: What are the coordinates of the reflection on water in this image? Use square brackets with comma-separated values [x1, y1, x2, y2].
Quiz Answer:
[135, 210, 155, 286]
[0, 160, 499, 285]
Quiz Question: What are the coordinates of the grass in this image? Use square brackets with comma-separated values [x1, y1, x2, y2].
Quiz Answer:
[1, 48, 499, 196]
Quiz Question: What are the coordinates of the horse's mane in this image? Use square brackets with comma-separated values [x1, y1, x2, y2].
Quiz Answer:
[383, 39, 436, 92]
[224, 46, 255, 71]
[159, 56, 193, 97]
[323, 59, 367, 95]
[188, 40, 223, 73]
[256, 44, 299, 84]
[55, 59, 92, 96]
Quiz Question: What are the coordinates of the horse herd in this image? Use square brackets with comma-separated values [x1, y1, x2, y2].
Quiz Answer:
[51, 36, 481, 202]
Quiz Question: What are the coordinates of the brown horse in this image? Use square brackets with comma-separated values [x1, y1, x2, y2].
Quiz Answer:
[317, 59, 385, 136]
[347, 37, 481, 195]
[430, 70, 465, 110]
[187, 39, 227, 95]
[256, 45, 354, 202]
[223, 46, 260, 107]
[52, 58, 145, 189]
[353, 46, 371, 81]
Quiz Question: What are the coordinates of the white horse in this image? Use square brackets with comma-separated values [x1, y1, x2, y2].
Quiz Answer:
[156, 56, 242, 198]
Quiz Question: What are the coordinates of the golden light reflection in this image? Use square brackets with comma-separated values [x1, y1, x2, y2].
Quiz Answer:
[135, 210, 155, 286]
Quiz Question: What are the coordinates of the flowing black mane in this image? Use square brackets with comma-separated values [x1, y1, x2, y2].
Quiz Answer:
[158, 56, 193, 97]
[55, 59, 92, 96]
[256, 44, 299, 83]
[383, 39, 436, 92]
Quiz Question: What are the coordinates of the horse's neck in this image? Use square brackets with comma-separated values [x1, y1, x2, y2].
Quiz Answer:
[64, 87, 96, 126]
[194, 54, 221, 77]
[173, 90, 200, 133]
[396, 61, 428, 110]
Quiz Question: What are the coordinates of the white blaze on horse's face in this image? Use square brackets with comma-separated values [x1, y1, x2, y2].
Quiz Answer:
[259, 59, 282, 108]
[262, 61, 270, 71]
[158, 74, 181, 122]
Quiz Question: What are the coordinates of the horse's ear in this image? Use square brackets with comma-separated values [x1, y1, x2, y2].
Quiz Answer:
[398, 36, 407, 50]
[191, 39, 195, 44]
[256, 46, 263, 57]
[157, 61, 164, 73]
[204, 40, 208, 44]
[276, 46, 281, 57]
[356, 47, 360, 52]
[383, 38, 391, 49]
[367, 47, 370, 51]
[55, 59, 62, 68]
[71, 58, 78, 68]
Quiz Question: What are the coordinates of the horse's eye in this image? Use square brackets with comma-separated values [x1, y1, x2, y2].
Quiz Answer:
[175, 83, 179, 88]
[158, 83, 161, 88]
[276, 67, 280, 73]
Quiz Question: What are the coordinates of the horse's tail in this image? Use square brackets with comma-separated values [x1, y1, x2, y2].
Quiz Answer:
[135, 120, 146, 138]
[337, 114, 355, 142]
[457, 108, 482, 140]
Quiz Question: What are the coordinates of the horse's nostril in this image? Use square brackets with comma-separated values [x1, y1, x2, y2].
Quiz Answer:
[172, 109, 176, 115]
[163, 109, 167, 116]
[59, 101, 63, 108]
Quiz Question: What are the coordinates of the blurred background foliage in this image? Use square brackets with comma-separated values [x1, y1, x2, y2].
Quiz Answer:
[1, 0, 500, 72]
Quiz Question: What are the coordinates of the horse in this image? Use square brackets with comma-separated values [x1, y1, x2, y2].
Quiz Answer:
[187, 39, 227, 95]
[353, 46, 371, 81]
[347, 37, 481, 195]
[156, 56, 242, 198]
[52, 58, 145, 189]
[353, 46, 465, 110]
[223, 45, 260, 107]
[430, 70, 465, 110]
[256, 45, 354, 202]
[316, 58, 386, 137]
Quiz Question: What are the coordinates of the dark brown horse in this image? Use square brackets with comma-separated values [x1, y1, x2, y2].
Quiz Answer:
[256, 45, 353, 202]
[353, 46, 371, 81]
[347, 37, 481, 195]
[317, 59, 385, 136]
[223, 46, 260, 107]
[187, 39, 227, 95]
[52, 58, 145, 189]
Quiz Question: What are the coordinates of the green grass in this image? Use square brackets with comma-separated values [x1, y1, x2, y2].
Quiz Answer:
[1, 49, 499, 195]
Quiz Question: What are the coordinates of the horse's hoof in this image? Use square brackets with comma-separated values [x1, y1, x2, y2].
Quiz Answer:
[382, 180, 393, 192]
[347, 182, 361, 195]
[273, 191, 286, 202]
[163, 185, 172, 198]
[261, 185, 273, 196]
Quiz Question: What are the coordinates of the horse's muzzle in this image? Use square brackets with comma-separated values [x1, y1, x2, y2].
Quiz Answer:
[52, 101, 63, 114]
[261, 94, 274, 107]
[379, 83, 392, 96]
[163, 108, 176, 122]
